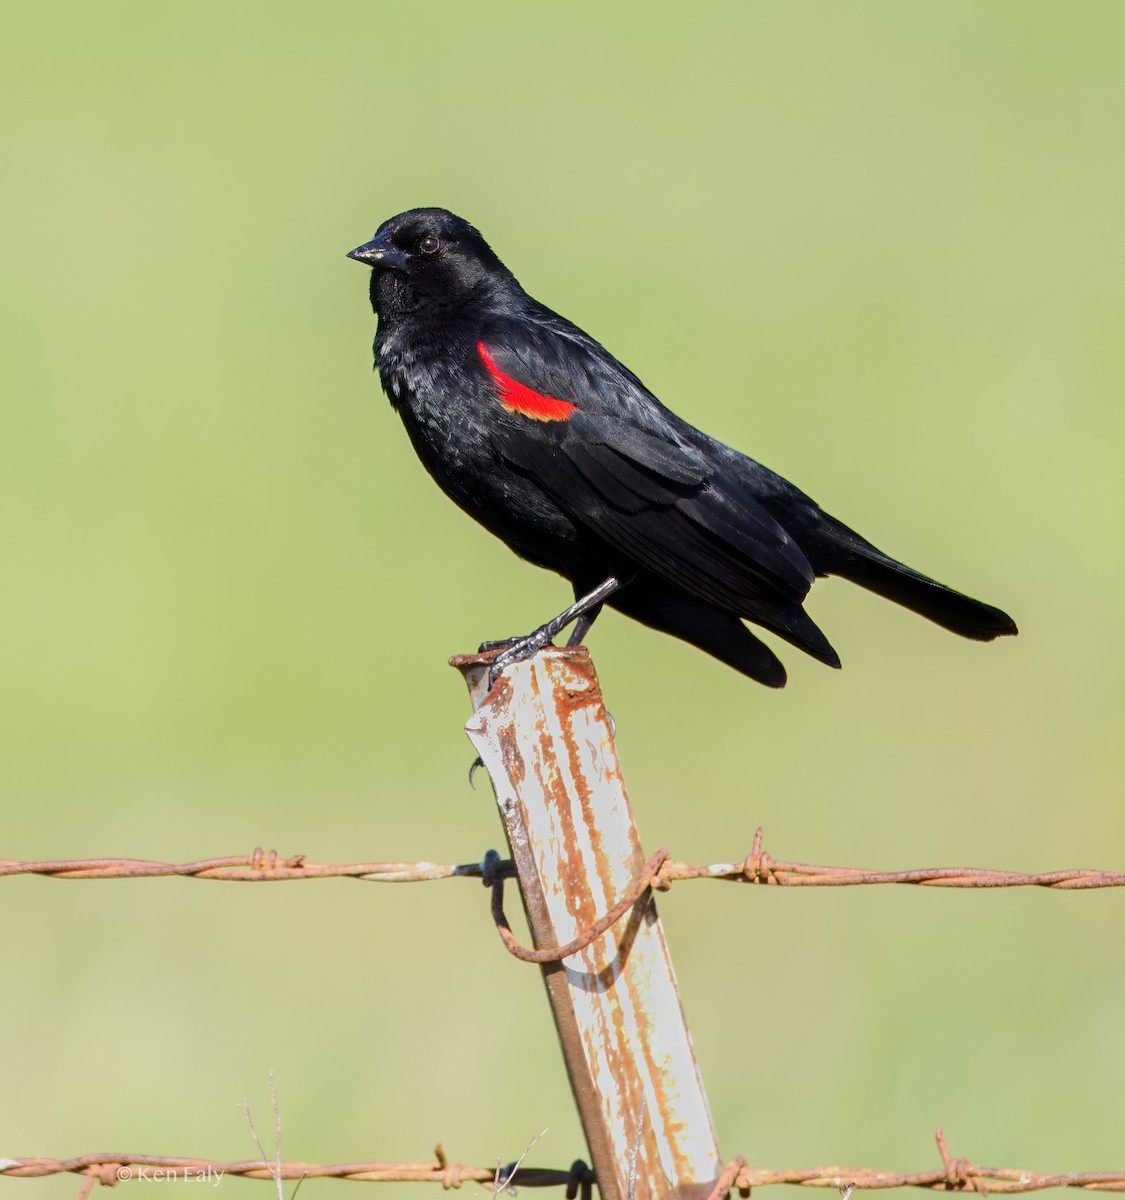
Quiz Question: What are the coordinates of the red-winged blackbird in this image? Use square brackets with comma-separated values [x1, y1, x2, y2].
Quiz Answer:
[347, 208, 1016, 687]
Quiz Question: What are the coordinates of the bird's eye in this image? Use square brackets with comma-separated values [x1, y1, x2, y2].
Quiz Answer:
[419, 235, 440, 255]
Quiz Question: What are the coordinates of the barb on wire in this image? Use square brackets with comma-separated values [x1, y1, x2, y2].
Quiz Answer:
[2, 828, 1122, 890]
[5, 1130, 1125, 1195]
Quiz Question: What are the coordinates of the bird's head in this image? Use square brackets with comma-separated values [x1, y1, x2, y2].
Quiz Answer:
[347, 208, 516, 318]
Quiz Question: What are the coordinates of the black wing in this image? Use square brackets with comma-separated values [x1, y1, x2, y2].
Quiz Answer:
[478, 317, 838, 664]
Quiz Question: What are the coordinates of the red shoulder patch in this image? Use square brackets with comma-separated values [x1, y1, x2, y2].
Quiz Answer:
[477, 342, 578, 422]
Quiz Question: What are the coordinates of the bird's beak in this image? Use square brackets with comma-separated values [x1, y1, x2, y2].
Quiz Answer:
[346, 231, 409, 271]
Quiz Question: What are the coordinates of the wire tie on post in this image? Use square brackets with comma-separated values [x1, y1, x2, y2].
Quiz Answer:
[489, 849, 669, 964]
[480, 850, 503, 889]
[704, 1156, 748, 1200]
[565, 1160, 593, 1200]
[75, 1168, 99, 1200]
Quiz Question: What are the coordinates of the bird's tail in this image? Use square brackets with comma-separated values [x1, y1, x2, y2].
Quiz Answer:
[810, 516, 1018, 641]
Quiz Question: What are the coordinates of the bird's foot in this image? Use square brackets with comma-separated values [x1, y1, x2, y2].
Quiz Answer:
[481, 576, 625, 691]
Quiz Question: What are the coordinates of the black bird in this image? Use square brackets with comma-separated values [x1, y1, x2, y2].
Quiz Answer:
[347, 208, 1016, 687]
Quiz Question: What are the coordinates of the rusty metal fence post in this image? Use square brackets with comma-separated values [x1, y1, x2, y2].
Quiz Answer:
[452, 647, 723, 1200]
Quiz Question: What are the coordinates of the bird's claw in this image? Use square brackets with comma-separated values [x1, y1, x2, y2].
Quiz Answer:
[478, 636, 523, 653]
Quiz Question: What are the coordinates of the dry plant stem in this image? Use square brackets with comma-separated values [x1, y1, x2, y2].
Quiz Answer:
[492, 1130, 550, 1198]
[241, 1074, 303, 1200]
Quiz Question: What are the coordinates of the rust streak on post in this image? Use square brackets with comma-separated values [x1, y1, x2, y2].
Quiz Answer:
[451, 647, 723, 1200]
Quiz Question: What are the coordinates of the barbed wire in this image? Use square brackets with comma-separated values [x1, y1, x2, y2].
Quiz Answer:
[3, 828, 1123, 889]
[0, 1150, 571, 1191]
[0, 848, 495, 883]
[5, 1131, 1124, 1196]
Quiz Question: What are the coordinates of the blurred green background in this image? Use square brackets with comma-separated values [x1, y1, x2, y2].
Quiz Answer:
[3, 0, 1123, 1194]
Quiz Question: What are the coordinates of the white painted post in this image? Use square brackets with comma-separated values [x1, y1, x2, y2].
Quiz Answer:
[451, 647, 723, 1200]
